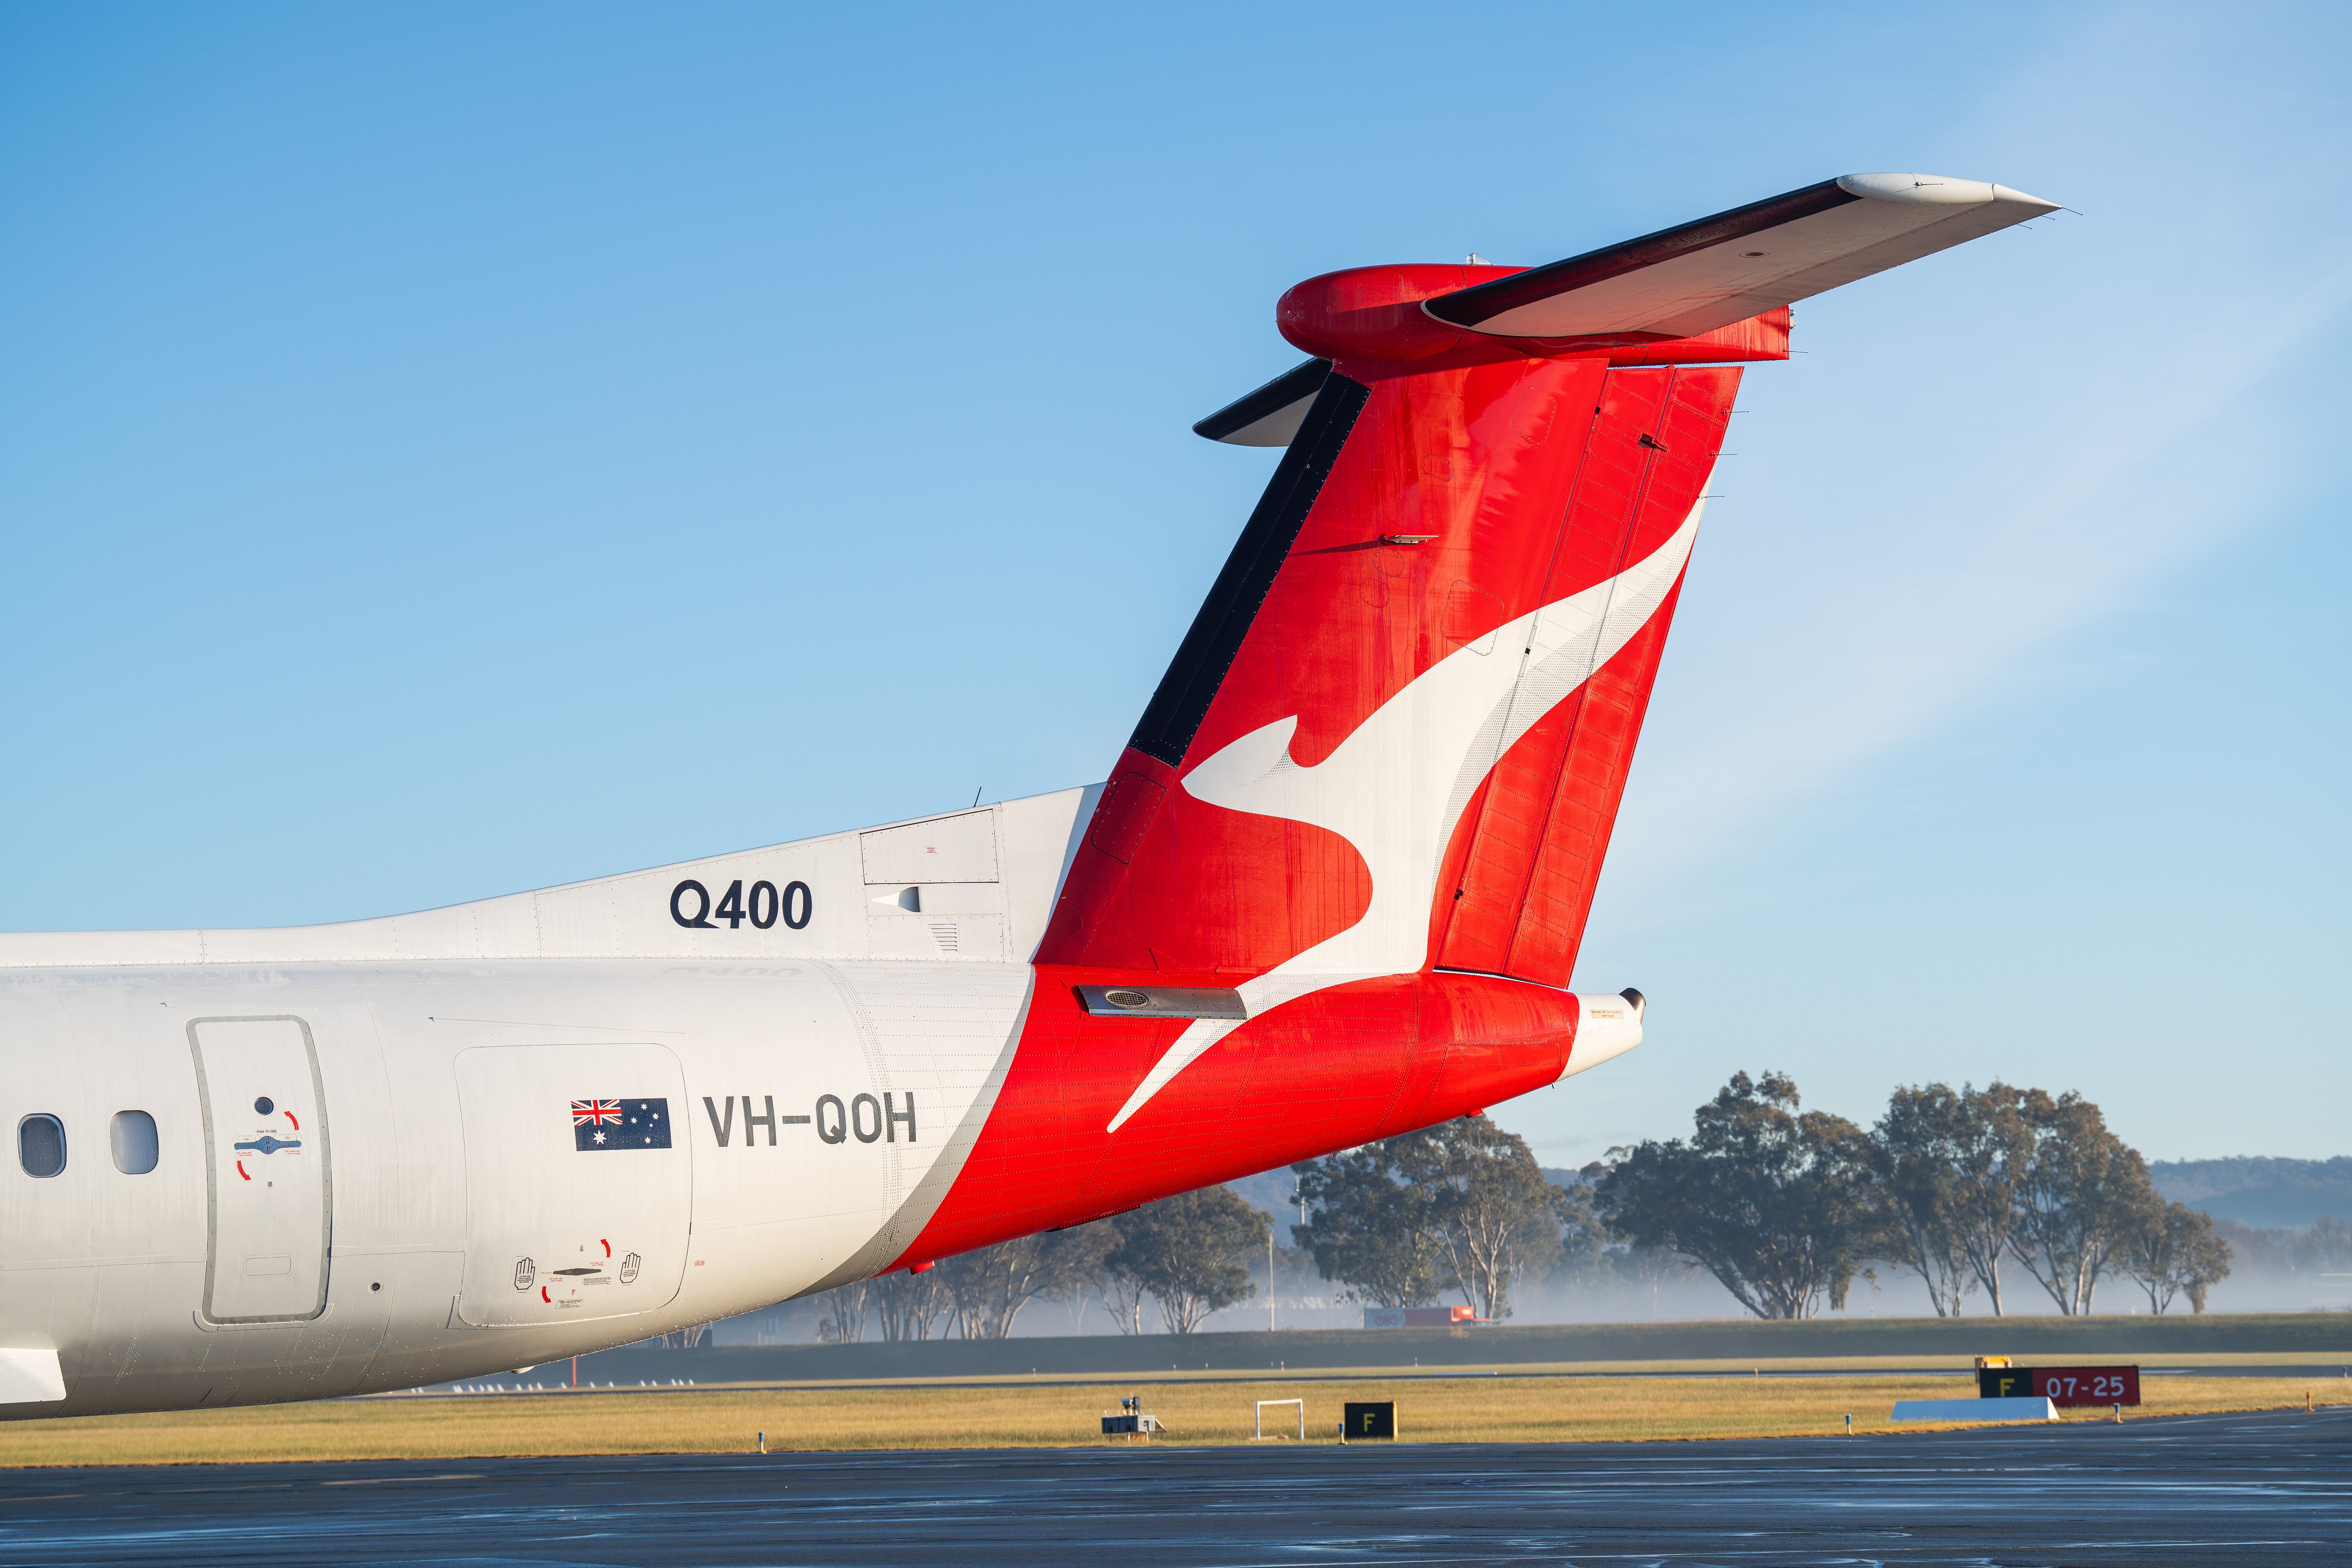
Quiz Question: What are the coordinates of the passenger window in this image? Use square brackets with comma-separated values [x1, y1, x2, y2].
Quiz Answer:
[18, 1115, 65, 1178]
[110, 1111, 159, 1175]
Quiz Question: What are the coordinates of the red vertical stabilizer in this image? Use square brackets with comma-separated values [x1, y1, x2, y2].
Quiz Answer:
[1040, 316, 1734, 996]
[912, 331, 1730, 1254]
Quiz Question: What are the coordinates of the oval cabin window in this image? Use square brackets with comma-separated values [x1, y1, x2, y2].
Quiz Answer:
[111, 1110, 159, 1175]
[18, 1115, 66, 1178]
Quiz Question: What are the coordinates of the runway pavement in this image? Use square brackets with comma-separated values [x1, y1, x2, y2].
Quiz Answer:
[398, 1360, 2352, 1396]
[1, 1403, 2346, 1566]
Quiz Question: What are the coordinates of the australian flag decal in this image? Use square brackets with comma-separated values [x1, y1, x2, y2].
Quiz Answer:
[572, 1097, 673, 1151]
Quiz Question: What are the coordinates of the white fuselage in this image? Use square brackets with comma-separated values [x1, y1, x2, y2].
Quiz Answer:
[0, 790, 1090, 1417]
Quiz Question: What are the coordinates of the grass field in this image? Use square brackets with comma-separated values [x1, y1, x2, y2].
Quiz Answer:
[0, 1372, 2340, 1467]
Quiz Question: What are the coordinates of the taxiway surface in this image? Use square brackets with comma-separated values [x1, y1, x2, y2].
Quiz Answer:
[1, 1403, 2345, 1565]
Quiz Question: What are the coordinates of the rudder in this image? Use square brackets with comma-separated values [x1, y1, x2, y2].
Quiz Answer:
[1433, 364, 1735, 986]
[1040, 349, 1734, 994]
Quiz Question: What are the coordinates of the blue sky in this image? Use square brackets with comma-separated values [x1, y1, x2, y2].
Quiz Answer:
[3, 2, 2345, 1166]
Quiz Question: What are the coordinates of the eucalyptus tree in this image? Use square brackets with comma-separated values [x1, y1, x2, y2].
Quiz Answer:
[1292, 1132, 1448, 1308]
[1419, 1116, 1567, 1321]
[1108, 1186, 1268, 1333]
[1597, 1071, 1888, 1321]
[1939, 1083, 2036, 1315]
[1551, 1165, 1615, 1285]
[870, 1262, 951, 1341]
[2118, 1199, 2233, 1315]
[2006, 1090, 2160, 1315]
[816, 1279, 870, 1344]
[941, 1225, 1116, 1339]
[1293, 1117, 1569, 1319]
[1872, 1083, 1978, 1316]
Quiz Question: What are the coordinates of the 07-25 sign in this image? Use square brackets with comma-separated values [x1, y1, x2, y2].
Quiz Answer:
[1977, 1365, 2140, 1407]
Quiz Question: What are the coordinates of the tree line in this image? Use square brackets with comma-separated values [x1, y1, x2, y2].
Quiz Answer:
[1250, 1071, 2228, 1324]
[797, 1069, 2233, 1338]
[1591, 1072, 2231, 1319]
[812, 1185, 1272, 1342]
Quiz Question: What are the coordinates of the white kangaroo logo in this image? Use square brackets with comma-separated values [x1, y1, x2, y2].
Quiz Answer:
[1106, 489, 1709, 1133]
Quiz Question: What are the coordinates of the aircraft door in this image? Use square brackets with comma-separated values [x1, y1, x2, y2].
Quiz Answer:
[454, 1042, 691, 1328]
[189, 1017, 333, 1323]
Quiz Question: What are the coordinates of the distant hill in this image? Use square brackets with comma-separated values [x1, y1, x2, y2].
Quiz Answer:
[2150, 1157, 2352, 1229]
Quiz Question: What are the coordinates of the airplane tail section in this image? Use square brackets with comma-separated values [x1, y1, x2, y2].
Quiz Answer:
[906, 172, 2051, 1254]
[1041, 174, 2055, 1000]
[1039, 341, 1735, 995]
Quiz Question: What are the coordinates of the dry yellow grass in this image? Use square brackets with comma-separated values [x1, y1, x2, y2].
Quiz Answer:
[0, 1372, 2337, 1467]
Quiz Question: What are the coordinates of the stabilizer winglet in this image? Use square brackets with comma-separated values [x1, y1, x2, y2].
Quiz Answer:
[1191, 173, 2055, 443]
[1423, 172, 2058, 341]
[1193, 357, 1332, 446]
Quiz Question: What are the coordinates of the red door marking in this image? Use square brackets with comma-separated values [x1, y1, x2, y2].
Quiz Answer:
[236, 1160, 251, 1181]
[285, 1112, 300, 1130]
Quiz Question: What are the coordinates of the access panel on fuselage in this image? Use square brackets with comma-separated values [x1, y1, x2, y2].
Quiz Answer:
[454, 1043, 691, 1327]
[189, 1017, 333, 1324]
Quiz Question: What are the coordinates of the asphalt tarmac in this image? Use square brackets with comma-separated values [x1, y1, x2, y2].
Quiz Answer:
[409, 1360, 2352, 1395]
[1, 1403, 2345, 1566]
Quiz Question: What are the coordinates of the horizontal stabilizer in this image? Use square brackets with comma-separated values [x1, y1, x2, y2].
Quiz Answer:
[1423, 173, 2057, 341]
[1193, 357, 1330, 445]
